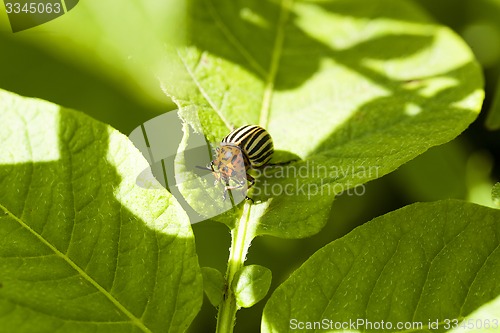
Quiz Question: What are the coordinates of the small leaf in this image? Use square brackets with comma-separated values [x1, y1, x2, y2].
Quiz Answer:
[492, 183, 500, 207]
[262, 200, 500, 332]
[233, 265, 272, 308]
[0, 90, 202, 332]
[201, 267, 225, 307]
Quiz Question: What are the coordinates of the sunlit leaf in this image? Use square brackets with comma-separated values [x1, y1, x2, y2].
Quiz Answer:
[201, 267, 225, 307]
[263, 200, 500, 332]
[232, 265, 272, 308]
[0, 90, 202, 332]
[160, 0, 484, 238]
[0, 0, 184, 105]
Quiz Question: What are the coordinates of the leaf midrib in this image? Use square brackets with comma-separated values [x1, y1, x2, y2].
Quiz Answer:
[0, 203, 153, 333]
[177, 49, 233, 130]
[259, 0, 292, 128]
[179, 0, 293, 130]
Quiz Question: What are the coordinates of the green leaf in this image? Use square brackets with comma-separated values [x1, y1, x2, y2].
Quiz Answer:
[390, 140, 469, 202]
[449, 295, 500, 333]
[493, 183, 500, 207]
[262, 200, 500, 332]
[0, 0, 183, 106]
[128, 109, 244, 226]
[0, 90, 202, 332]
[161, 0, 484, 238]
[201, 267, 225, 307]
[486, 77, 500, 130]
[232, 265, 272, 308]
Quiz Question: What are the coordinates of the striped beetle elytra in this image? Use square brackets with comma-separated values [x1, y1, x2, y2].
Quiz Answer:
[198, 125, 275, 200]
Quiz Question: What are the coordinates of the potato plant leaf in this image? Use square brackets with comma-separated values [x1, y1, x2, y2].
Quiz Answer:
[262, 200, 500, 332]
[232, 265, 272, 308]
[160, 0, 484, 238]
[201, 267, 225, 307]
[449, 295, 500, 333]
[0, 90, 202, 332]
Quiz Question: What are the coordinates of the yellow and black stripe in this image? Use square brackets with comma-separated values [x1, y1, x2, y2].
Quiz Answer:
[222, 125, 274, 168]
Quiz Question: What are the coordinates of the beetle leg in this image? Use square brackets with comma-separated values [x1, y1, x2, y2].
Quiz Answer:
[222, 184, 243, 201]
[246, 174, 255, 189]
[225, 184, 244, 190]
[243, 174, 256, 202]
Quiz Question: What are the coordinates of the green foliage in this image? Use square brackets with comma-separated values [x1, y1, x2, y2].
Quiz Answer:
[0, 0, 493, 332]
[161, 0, 483, 240]
[232, 265, 272, 308]
[0, 90, 202, 333]
[493, 183, 500, 207]
[411, 0, 500, 131]
[159, 1, 485, 331]
[263, 200, 500, 332]
[449, 295, 500, 333]
[0, 0, 181, 133]
[202, 267, 225, 307]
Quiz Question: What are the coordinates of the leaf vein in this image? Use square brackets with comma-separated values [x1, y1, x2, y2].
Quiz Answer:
[110, 206, 123, 293]
[316, 247, 357, 326]
[205, 0, 267, 78]
[411, 211, 474, 322]
[0, 203, 153, 333]
[141, 231, 160, 320]
[0, 297, 136, 325]
[177, 50, 232, 130]
[259, 0, 292, 128]
[459, 242, 500, 316]
[19, 115, 34, 222]
[63, 129, 78, 255]
[365, 236, 403, 321]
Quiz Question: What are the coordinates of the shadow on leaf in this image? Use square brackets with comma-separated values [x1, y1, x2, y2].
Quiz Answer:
[0, 96, 202, 332]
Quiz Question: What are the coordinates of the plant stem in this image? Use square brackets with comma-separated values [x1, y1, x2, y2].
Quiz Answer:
[216, 202, 255, 333]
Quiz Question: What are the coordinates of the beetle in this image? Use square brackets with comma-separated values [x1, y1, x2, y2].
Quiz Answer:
[198, 125, 274, 200]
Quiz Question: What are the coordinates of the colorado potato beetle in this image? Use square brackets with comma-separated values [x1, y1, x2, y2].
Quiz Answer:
[198, 125, 274, 200]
